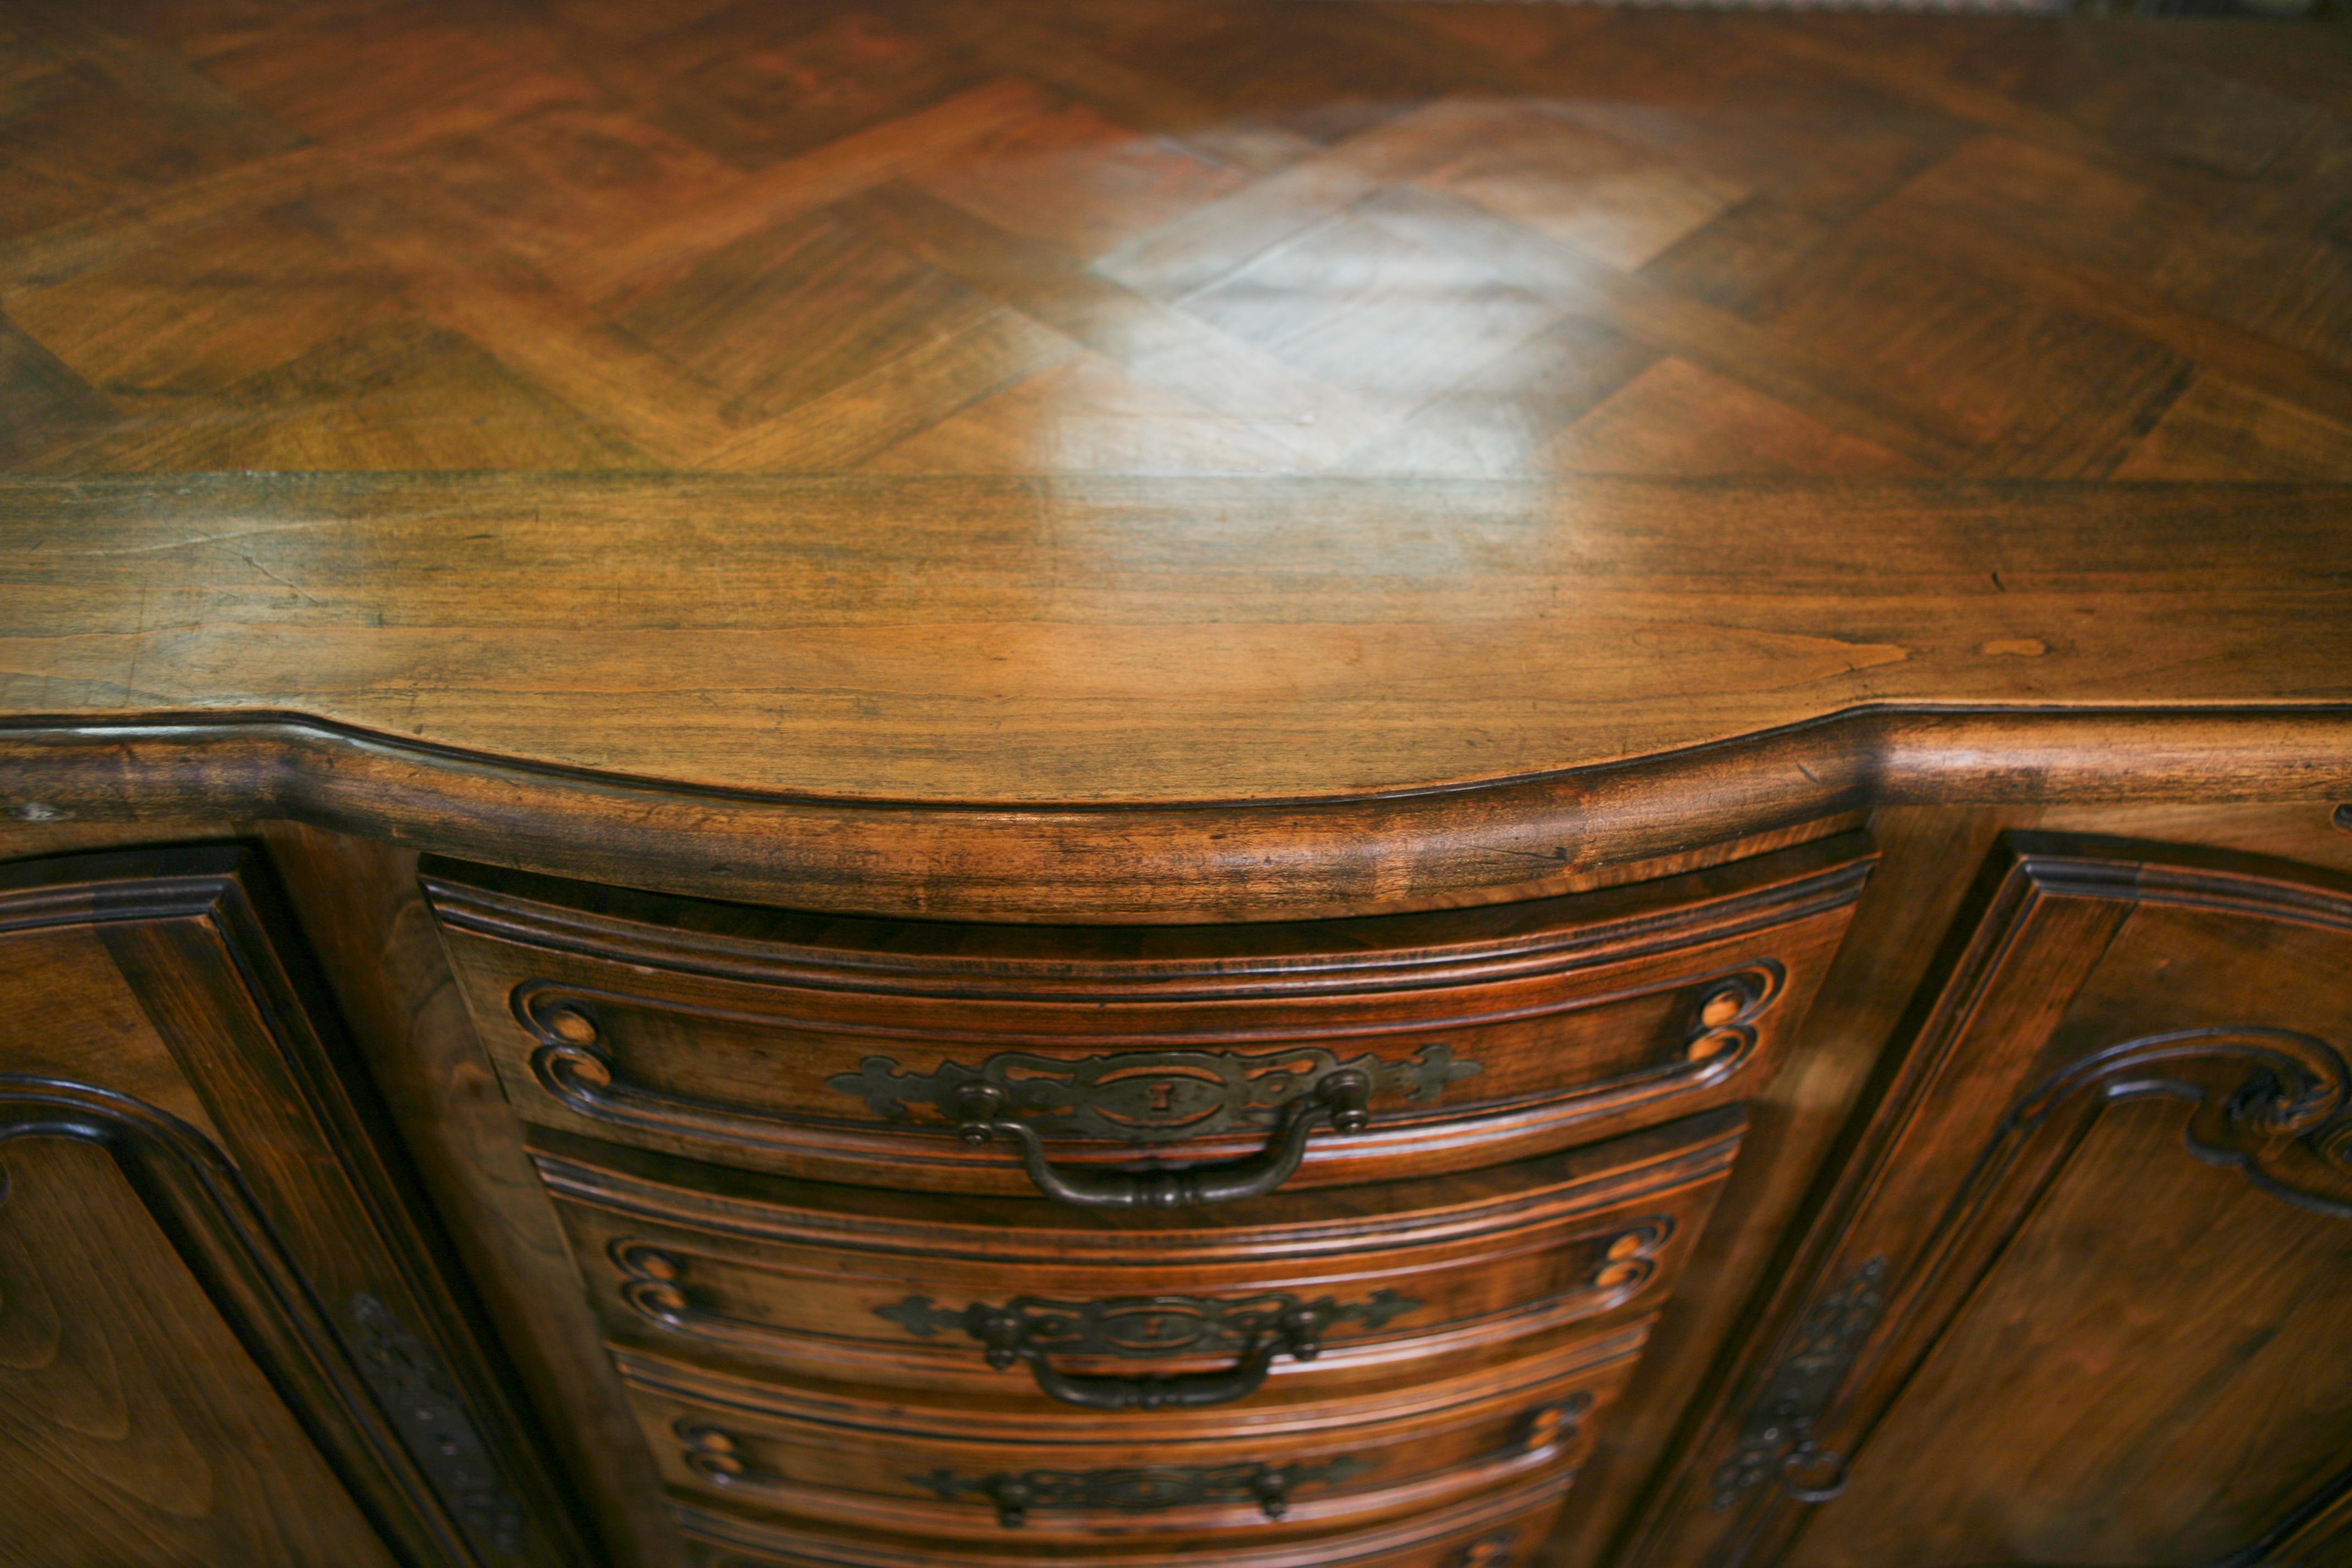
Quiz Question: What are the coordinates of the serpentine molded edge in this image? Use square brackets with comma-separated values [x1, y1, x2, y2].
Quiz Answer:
[2, 705, 2349, 920]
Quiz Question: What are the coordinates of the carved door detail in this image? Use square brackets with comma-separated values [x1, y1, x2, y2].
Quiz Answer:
[0, 847, 581, 1568]
[1627, 836, 2352, 1568]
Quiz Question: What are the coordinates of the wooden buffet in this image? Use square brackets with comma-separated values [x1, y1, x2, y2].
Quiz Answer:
[3, 4, 2351, 1567]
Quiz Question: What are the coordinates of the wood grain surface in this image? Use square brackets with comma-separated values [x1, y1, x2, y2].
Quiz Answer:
[1622, 835, 2352, 1568]
[1, 472, 2349, 807]
[2, 1, 2349, 863]
[0, 845, 594, 1568]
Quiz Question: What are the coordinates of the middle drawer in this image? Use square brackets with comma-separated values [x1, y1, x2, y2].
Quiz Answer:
[532, 1107, 1741, 1407]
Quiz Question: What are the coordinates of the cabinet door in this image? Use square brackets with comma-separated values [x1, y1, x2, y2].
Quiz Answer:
[0, 846, 581, 1568]
[1625, 835, 2352, 1568]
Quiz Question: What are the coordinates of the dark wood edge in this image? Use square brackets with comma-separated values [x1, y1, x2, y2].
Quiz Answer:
[4, 707, 2350, 921]
[419, 839, 1872, 997]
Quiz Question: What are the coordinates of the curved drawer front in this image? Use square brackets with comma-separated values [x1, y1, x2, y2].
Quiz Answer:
[425, 836, 1866, 1193]
[618, 1321, 1641, 1542]
[675, 1464, 1573, 1567]
[536, 1111, 1741, 1402]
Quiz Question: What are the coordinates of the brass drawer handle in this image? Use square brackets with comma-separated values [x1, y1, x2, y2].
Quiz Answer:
[829, 1042, 1475, 1210]
[950, 1069, 1373, 1208]
[973, 1301, 1322, 1410]
[914, 1456, 1371, 1528]
[876, 1288, 1421, 1411]
[523, 994, 1479, 1199]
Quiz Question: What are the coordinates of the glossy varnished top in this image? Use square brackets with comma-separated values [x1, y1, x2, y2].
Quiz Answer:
[2, 1, 2350, 911]
[3, 470, 2349, 804]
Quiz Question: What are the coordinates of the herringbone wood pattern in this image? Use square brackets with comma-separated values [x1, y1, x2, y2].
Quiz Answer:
[5, 0, 2350, 481]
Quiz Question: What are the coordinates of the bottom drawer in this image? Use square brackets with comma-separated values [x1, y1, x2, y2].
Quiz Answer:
[623, 1320, 1638, 1542]
[676, 1464, 1570, 1567]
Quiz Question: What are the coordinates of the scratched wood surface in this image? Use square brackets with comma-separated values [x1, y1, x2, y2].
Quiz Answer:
[2, 1, 2349, 805]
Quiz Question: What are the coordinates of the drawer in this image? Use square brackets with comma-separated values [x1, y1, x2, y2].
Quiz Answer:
[617, 1320, 1640, 1542]
[673, 1464, 1572, 1567]
[534, 1110, 1741, 1407]
[425, 835, 1866, 1197]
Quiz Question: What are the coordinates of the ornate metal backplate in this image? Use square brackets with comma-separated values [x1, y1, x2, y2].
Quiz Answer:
[912, 1455, 1370, 1523]
[346, 1292, 530, 1560]
[1709, 1257, 1886, 1511]
[874, 1288, 1420, 1357]
[828, 1043, 1480, 1143]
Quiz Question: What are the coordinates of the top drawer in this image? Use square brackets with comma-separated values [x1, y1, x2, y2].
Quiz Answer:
[422, 835, 1870, 1197]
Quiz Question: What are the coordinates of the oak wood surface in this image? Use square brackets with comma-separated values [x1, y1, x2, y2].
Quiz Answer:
[2, 1, 2351, 923]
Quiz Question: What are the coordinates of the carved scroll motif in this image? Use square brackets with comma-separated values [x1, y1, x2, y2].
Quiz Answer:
[2006, 1026, 2352, 1220]
[1713, 1026, 2352, 1517]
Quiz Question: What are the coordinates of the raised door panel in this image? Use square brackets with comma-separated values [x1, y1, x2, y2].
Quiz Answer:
[0, 846, 588, 1568]
[1623, 835, 2352, 1568]
[0, 1134, 404, 1567]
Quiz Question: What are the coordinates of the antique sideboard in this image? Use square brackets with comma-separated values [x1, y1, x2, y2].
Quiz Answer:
[4, 4, 2351, 1567]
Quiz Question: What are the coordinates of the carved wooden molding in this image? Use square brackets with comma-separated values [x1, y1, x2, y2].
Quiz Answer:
[601, 1225, 1666, 1372]
[506, 968, 1773, 1177]
[504, 963, 1784, 1053]
[671, 1461, 1577, 1565]
[1631, 839, 2352, 1568]
[0, 846, 585, 1568]
[0, 1075, 531, 1568]
[1451, 1528, 1523, 1568]
[12, 709, 2346, 920]
[346, 1293, 530, 1560]
[2006, 1026, 2351, 1219]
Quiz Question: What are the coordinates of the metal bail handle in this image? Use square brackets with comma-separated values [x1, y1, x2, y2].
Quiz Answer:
[971, 1303, 1327, 1411]
[950, 1069, 1376, 1208]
